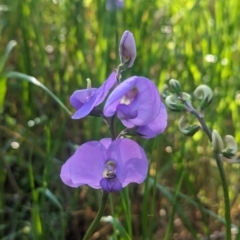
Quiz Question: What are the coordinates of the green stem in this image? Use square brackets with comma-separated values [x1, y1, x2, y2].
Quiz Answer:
[214, 152, 231, 238]
[183, 101, 231, 239]
[83, 191, 109, 240]
[184, 101, 212, 140]
[109, 195, 118, 239]
[120, 188, 132, 238]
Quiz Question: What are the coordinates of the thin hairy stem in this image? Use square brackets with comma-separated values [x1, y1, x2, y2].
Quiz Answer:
[184, 101, 212, 140]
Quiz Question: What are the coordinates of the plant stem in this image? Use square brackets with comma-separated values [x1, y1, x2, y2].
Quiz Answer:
[213, 152, 232, 238]
[109, 194, 118, 239]
[83, 191, 109, 240]
[184, 101, 212, 140]
[120, 188, 132, 238]
[110, 115, 116, 140]
[183, 100, 232, 239]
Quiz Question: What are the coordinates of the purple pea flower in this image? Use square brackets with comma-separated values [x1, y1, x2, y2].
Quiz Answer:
[60, 138, 148, 192]
[70, 71, 117, 119]
[104, 76, 162, 127]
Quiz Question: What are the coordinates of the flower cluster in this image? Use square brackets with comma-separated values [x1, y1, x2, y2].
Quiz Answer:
[60, 30, 168, 192]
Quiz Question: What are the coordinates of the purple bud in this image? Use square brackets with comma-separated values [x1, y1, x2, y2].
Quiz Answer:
[119, 30, 136, 68]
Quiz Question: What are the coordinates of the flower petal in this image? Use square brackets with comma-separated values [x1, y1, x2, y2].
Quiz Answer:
[60, 159, 81, 188]
[95, 71, 117, 103]
[71, 93, 98, 119]
[117, 104, 138, 120]
[107, 139, 148, 187]
[104, 77, 136, 117]
[60, 141, 108, 188]
[100, 138, 112, 149]
[120, 158, 148, 187]
[100, 178, 122, 192]
[70, 88, 97, 110]
[137, 102, 168, 139]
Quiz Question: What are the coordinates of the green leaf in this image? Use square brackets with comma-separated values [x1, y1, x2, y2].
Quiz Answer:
[37, 187, 63, 210]
[0, 40, 17, 74]
[6, 71, 72, 116]
[0, 76, 7, 113]
[152, 179, 237, 228]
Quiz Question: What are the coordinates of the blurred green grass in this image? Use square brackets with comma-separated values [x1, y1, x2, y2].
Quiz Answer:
[1, 0, 240, 239]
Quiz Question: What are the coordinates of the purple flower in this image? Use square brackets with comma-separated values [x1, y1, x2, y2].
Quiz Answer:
[137, 102, 168, 139]
[106, 0, 124, 11]
[70, 71, 117, 119]
[60, 138, 148, 192]
[104, 76, 163, 127]
[119, 30, 136, 68]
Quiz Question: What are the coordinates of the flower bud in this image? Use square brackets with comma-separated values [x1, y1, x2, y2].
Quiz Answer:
[212, 129, 224, 153]
[119, 30, 136, 68]
[165, 94, 186, 112]
[194, 85, 213, 110]
[162, 84, 171, 99]
[169, 79, 182, 95]
[222, 135, 238, 158]
[178, 115, 200, 136]
[181, 92, 192, 102]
